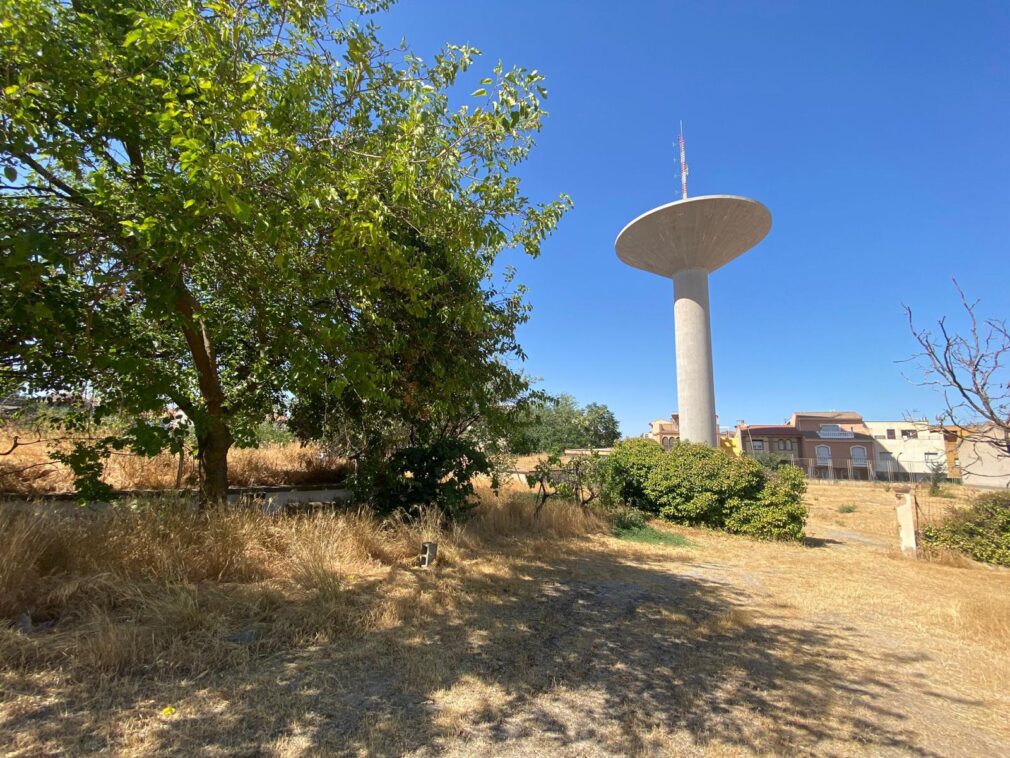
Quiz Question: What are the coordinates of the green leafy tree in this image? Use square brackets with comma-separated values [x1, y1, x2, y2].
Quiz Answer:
[0, 0, 570, 501]
[926, 458, 947, 495]
[511, 394, 620, 454]
[526, 450, 604, 514]
[583, 402, 620, 448]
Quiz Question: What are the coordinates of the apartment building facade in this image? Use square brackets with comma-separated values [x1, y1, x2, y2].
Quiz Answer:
[644, 414, 681, 450]
[737, 411, 877, 480]
[950, 424, 1010, 488]
[864, 420, 947, 482]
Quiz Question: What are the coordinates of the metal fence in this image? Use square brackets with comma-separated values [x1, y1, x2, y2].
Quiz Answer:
[759, 456, 951, 484]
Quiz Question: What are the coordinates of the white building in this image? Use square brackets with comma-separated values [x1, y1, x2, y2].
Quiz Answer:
[865, 420, 946, 482]
[955, 425, 1010, 489]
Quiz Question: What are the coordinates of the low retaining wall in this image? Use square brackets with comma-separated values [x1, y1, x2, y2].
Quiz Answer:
[0, 483, 353, 513]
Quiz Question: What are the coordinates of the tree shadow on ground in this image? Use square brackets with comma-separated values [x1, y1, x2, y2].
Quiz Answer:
[2, 540, 984, 756]
[803, 536, 844, 548]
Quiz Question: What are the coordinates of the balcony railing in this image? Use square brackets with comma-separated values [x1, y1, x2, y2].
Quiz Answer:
[764, 457, 949, 483]
[817, 429, 855, 439]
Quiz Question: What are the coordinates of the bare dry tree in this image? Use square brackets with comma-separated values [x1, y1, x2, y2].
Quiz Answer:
[905, 280, 1010, 479]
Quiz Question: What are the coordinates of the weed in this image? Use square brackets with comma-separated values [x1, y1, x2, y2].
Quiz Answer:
[614, 524, 692, 548]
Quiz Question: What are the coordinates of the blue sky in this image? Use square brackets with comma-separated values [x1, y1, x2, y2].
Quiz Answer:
[376, 1, 1010, 437]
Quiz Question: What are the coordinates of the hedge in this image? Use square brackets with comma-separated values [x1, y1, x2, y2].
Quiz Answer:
[601, 439, 807, 541]
[922, 492, 1010, 566]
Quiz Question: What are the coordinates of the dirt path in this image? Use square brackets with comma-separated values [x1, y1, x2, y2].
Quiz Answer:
[401, 526, 1010, 757]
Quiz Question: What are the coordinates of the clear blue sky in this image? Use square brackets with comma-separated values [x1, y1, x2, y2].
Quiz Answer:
[376, 0, 1010, 437]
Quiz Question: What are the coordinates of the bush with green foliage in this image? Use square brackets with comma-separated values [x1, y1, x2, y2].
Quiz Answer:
[600, 438, 667, 511]
[644, 444, 767, 524]
[354, 438, 492, 521]
[927, 458, 948, 496]
[526, 450, 605, 515]
[723, 464, 807, 541]
[754, 452, 791, 471]
[600, 439, 807, 541]
[609, 505, 649, 531]
[253, 420, 294, 447]
[922, 492, 1010, 566]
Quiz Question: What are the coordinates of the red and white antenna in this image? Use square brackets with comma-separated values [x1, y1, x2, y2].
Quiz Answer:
[678, 121, 689, 200]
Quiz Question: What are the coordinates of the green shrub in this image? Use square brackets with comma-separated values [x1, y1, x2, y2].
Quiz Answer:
[754, 452, 790, 471]
[610, 505, 649, 531]
[601, 441, 807, 541]
[644, 443, 766, 524]
[600, 438, 667, 511]
[355, 438, 492, 520]
[252, 419, 294, 446]
[724, 465, 808, 541]
[922, 492, 1010, 566]
[837, 504, 856, 513]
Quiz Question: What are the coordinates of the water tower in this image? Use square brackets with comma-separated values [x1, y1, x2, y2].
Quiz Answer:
[615, 129, 771, 446]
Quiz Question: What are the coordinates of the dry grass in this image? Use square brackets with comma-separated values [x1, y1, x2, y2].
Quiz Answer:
[2, 481, 1010, 755]
[0, 487, 607, 677]
[803, 480, 976, 540]
[797, 482, 1010, 655]
[510, 453, 552, 472]
[0, 436, 348, 495]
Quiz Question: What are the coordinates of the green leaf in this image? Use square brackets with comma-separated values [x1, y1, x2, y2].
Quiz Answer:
[0, 0, 569, 506]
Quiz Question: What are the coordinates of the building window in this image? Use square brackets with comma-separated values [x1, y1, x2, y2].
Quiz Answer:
[776, 439, 793, 452]
[901, 429, 918, 440]
[661, 436, 673, 450]
[815, 444, 831, 464]
[879, 451, 894, 461]
[818, 424, 854, 439]
[851, 445, 867, 465]
[751, 440, 765, 452]
[886, 429, 896, 440]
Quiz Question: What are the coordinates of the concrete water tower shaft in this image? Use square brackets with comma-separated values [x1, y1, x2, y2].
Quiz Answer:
[615, 195, 771, 446]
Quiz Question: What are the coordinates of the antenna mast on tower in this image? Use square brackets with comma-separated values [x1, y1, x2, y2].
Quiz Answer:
[678, 121, 689, 200]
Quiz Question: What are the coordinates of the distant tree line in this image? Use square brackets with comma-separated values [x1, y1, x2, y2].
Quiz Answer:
[509, 394, 620, 454]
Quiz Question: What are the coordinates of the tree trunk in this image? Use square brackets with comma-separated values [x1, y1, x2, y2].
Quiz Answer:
[173, 285, 231, 506]
[175, 445, 186, 489]
[198, 421, 232, 504]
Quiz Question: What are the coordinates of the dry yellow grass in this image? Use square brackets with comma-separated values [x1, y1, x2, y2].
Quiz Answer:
[0, 436, 348, 495]
[803, 479, 974, 539]
[2, 482, 1009, 756]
